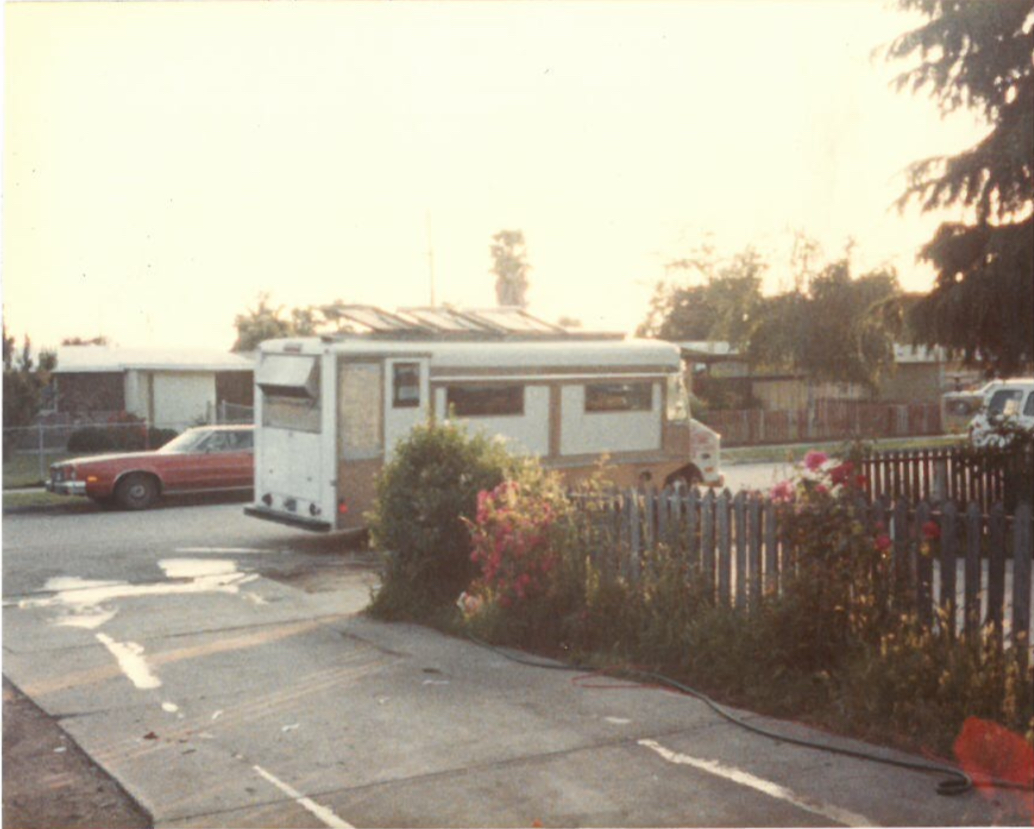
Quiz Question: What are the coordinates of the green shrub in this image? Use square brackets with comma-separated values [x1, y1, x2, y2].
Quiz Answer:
[67, 424, 177, 453]
[366, 419, 517, 622]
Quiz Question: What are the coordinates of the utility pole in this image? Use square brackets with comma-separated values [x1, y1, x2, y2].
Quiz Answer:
[426, 211, 436, 307]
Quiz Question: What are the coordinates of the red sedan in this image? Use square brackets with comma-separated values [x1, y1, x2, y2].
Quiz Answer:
[46, 425, 254, 510]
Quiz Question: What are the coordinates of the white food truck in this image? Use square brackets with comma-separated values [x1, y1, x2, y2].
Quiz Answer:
[244, 306, 722, 532]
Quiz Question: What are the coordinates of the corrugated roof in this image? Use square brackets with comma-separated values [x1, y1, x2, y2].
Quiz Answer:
[52, 346, 254, 374]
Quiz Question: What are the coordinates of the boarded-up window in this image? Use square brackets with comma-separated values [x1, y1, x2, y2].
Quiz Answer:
[585, 382, 652, 413]
[446, 385, 524, 417]
[339, 361, 383, 458]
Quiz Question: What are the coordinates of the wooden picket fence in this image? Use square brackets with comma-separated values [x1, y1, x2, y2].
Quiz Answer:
[859, 443, 1034, 513]
[571, 486, 1033, 651]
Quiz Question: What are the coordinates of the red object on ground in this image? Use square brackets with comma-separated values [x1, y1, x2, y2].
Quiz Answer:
[954, 716, 1034, 790]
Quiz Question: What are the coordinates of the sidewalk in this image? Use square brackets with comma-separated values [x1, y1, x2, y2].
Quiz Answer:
[3, 677, 152, 829]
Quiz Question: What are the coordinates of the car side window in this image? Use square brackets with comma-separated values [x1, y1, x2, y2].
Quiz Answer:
[231, 431, 254, 450]
[1024, 393, 1034, 417]
[202, 433, 229, 452]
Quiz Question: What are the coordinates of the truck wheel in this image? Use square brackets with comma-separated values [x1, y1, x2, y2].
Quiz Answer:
[668, 467, 703, 491]
[115, 474, 159, 510]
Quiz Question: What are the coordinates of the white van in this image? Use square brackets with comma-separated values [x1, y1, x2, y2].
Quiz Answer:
[244, 306, 722, 532]
[969, 378, 1034, 447]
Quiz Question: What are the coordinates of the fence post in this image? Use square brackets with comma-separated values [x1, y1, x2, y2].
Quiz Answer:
[748, 495, 762, 612]
[701, 490, 716, 601]
[657, 485, 668, 548]
[932, 458, 947, 504]
[988, 502, 1007, 646]
[1012, 502, 1032, 656]
[717, 491, 731, 606]
[892, 498, 911, 608]
[627, 490, 641, 582]
[764, 500, 778, 597]
[37, 419, 46, 483]
[964, 502, 982, 638]
[734, 491, 747, 611]
[685, 488, 699, 569]
[916, 501, 933, 628]
[940, 501, 958, 638]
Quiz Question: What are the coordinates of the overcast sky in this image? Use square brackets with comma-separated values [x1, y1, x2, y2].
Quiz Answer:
[3, 0, 985, 351]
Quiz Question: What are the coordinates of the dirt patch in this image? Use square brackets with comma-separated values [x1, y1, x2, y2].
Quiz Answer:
[2, 676, 151, 829]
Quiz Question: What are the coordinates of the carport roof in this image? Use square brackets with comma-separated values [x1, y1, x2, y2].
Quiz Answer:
[52, 346, 254, 374]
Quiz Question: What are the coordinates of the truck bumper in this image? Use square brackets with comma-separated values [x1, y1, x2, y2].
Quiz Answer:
[244, 505, 332, 532]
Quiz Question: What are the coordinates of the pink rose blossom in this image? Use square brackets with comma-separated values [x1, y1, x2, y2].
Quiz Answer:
[804, 451, 829, 472]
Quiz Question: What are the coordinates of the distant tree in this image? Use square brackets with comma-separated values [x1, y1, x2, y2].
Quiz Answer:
[491, 230, 530, 308]
[637, 245, 765, 345]
[746, 258, 902, 392]
[60, 335, 109, 346]
[3, 324, 57, 430]
[640, 239, 903, 400]
[887, 0, 1033, 375]
[232, 293, 320, 352]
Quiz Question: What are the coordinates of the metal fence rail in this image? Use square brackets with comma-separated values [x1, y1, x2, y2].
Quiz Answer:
[3, 405, 255, 484]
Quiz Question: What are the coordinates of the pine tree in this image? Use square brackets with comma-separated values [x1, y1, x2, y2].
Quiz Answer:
[888, 0, 1033, 374]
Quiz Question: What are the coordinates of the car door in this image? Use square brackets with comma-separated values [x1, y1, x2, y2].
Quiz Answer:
[191, 430, 252, 490]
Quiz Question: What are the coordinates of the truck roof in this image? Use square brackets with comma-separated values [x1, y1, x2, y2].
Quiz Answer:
[260, 335, 682, 372]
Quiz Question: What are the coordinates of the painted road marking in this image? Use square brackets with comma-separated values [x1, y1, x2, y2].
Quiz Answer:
[638, 739, 872, 828]
[253, 765, 354, 829]
[95, 633, 161, 689]
[176, 547, 267, 554]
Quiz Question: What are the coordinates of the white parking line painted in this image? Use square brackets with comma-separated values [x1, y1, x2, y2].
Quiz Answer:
[253, 765, 354, 829]
[95, 633, 161, 689]
[175, 547, 266, 554]
[638, 739, 872, 828]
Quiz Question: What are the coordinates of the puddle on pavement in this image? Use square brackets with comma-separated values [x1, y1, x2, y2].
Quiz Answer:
[16, 559, 262, 694]
[17, 559, 259, 631]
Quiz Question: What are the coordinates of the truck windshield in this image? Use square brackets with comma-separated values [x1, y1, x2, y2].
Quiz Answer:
[666, 374, 690, 422]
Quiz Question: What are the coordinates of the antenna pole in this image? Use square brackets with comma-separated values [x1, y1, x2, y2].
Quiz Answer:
[426, 211, 436, 307]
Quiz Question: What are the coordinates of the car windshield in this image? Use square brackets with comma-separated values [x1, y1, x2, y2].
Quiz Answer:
[157, 430, 214, 454]
[987, 389, 1024, 417]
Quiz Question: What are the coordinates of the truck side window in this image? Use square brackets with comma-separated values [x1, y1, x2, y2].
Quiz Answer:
[447, 385, 524, 417]
[585, 382, 652, 413]
[393, 363, 421, 408]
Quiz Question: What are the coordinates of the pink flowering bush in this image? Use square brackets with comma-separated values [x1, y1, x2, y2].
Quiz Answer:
[458, 465, 589, 648]
[764, 451, 894, 670]
[467, 480, 559, 609]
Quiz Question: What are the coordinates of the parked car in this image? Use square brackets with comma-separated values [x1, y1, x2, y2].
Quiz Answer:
[969, 378, 1034, 448]
[46, 425, 254, 510]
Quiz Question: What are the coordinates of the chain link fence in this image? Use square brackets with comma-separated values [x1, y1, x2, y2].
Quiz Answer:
[3, 403, 254, 487]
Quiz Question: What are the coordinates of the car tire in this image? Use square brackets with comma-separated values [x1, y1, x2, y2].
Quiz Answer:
[115, 473, 159, 510]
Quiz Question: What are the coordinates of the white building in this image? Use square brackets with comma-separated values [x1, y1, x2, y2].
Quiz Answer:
[50, 346, 254, 429]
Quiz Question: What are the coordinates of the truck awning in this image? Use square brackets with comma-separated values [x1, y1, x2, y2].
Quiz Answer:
[256, 355, 319, 399]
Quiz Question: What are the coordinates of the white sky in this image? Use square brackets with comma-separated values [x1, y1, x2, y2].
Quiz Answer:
[2, 0, 985, 351]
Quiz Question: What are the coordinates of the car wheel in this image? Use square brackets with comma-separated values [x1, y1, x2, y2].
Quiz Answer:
[115, 473, 159, 510]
